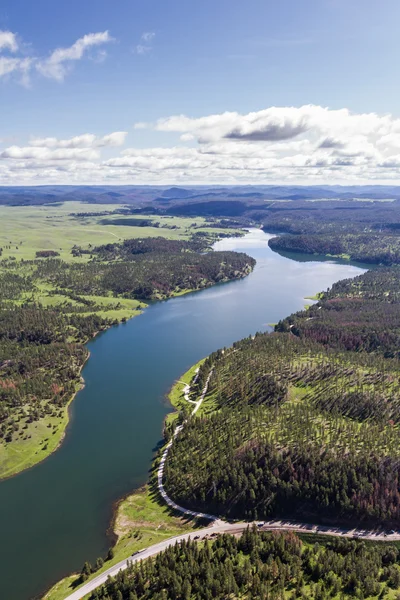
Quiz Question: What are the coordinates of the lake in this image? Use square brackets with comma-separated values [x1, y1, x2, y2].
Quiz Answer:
[0, 229, 367, 600]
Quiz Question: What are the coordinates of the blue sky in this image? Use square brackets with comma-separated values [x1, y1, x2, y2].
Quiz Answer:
[1, 0, 400, 185]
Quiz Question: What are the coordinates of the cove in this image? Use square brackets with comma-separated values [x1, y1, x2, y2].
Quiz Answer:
[0, 229, 367, 600]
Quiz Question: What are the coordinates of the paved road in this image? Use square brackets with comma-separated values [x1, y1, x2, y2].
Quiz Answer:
[62, 369, 400, 599]
[63, 518, 400, 600]
[157, 368, 217, 520]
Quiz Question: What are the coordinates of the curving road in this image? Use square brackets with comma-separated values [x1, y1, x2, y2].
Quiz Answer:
[63, 369, 400, 600]
[63, 519, 400, 600]
[157, 368, 217, 520]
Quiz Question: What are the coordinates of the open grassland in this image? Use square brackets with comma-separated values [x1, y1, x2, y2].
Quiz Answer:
[0, 203, 252, 479]
[0, 202, 231, 262]
[43, 485, 198, 600]
[165, 359, 206, 426]
[0, 392, 74, 480]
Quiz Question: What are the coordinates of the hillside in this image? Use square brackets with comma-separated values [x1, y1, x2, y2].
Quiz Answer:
[163, 267, 400, 527]
[89, 528, 400, 600]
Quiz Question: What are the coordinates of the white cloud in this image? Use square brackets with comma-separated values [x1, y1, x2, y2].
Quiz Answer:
[29, 134, 97, 148]
[141, 32, 155, 42]
[36, 31, 113, 81]
[0, 30, 113, 85]
[0, 31, 18, 52]
[28, 131, 127, 148]
[135, 44, 151, 55]
[0, 56, 31, 80]
[142, 105, 400, 147]
[134, 31, 155, 55]
[97, 131, 128, 147]
[0, 146, 99, 161]
[6, 106, 400, 184]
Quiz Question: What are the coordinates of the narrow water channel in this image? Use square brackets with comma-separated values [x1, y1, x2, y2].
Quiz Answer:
[0, 230, 367, 600]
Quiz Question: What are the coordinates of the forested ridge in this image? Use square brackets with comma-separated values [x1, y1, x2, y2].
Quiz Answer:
[268, 233, 400, 265]
[34, 249, 254, 300]
[0, 237, 254, 471]
[261, 201, 400, 266]
[89, 528, 400, 600]
[164, 267, 400, 527]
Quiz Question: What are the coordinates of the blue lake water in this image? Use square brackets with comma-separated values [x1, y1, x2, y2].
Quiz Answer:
[0, 229, 367, 599]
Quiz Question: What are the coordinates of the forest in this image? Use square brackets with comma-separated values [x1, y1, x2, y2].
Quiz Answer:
[163, 266, 400, 527]
[0, 237, 254, 459]
[36, 237, 254, 300]
[268, 233, 400, 265]
[260, 199, 400, 265]
[89, 528, 400, 600]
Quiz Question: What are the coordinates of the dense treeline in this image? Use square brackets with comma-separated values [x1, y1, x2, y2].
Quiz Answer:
[0, 301, 111, 444]
[0, 237, 254, 459]
[259, 198, 400, 267]
[33, 250, 254, 300]
[166, 406, 400, 523]
[268, 233, 400, 265]
[35, 250, 60, 258]
[164, 266, 400, 527]
[99, 218, 156, 227]
[89, 528, 400, 600]
[276, 267, 400, 357]
[262, 201, 400, 236]
[87, 237, 210, 260]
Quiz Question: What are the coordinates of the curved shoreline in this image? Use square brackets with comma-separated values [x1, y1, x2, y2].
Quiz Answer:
[0, 321, 121, 482]
[0, 345, 94, 482]
[1, 263, 255, 483]
[157, 368, 219, 521]
[62, 365, 400, 600]
[21, 233, 370, 600]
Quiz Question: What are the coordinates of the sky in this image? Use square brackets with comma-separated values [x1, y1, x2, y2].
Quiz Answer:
[1, 0, 400, 186]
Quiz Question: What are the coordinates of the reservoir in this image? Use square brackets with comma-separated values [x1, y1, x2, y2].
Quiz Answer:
[0, 229, 367, 600]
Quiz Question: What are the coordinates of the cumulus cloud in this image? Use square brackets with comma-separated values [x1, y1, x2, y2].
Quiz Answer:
[0, 131, 127, 165]
[0, 30, 113, 85]
[318, 137, 345, 149]
[97, 131, 128, 146]
[145, 105, 400, 147]
[225, 120, 308, 142]
[5, 106, 400, 184]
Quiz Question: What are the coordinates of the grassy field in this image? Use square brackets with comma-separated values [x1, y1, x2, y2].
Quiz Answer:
[0, 389, 75, 480]
[0, 202, 239, 479]
[0, 202, 230, 262]
[43, 485, 199, 600]
[166, 359, 205, 419]
[0, 280, 144, 480]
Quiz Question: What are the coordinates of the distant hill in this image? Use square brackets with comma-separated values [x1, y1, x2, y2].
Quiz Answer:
[160, 187, 194, 199]
[1, 184, 400, 208]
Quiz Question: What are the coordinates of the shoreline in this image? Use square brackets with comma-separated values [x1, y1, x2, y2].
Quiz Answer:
[0, 237, 254, 482]
[0, 273, 246, 482]
[42, 361, 206, 600]
[0, 322, 128, 482]
[40, 242, 377, 600]
[45, 357, 400, 600]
